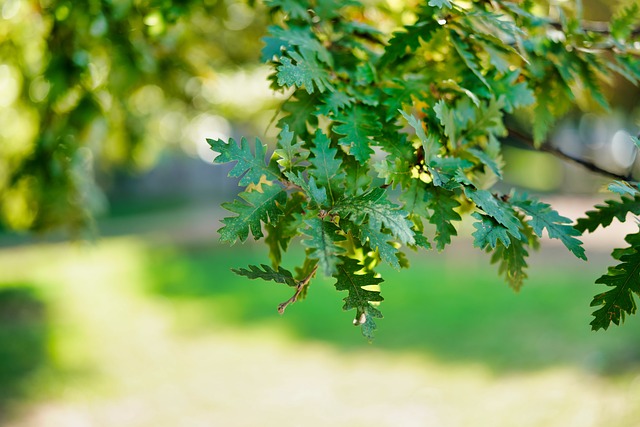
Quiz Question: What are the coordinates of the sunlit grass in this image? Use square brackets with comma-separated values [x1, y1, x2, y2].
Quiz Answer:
[0, 238, 639, 427]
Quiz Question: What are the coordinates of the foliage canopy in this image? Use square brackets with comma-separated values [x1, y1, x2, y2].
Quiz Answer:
[210, 0, 640, 339]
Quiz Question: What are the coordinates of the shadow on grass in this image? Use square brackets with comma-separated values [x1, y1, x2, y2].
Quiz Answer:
[0, 285, 49, 421]
[144, 243, 640, 375]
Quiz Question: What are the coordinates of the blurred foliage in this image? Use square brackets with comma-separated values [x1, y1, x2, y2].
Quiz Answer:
[0, 0, 269, 233]
[0, 286, 48, 415]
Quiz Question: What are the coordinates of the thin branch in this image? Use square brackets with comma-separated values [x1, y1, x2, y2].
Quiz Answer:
[548, 20, 640, 38]
[507, 127, 638, 184]
[277, 264, 319, 314]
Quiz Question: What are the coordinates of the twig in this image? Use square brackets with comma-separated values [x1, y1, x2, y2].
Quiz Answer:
[277, 264, 319, 314]
[548, 20, 640, 38]
[506, 127, 638, 183]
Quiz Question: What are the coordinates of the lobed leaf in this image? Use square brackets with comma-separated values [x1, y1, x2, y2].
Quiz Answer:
[591, 231, 640, 331]
[219, 183, 287, 244]
[511, 195, 586, 260]
[333, 105, 382, 164]
[208, 137, 280, 186]
[302, 217, 346, 276]
[333, 256, 384, 340]
[427, 186, 462, 250]
[471, 212, 511, 250]
[232, 264, 297, 287]
[575, 195, 640, 233]
[309, 129, 346, 204]
[334, 187, 415, 246]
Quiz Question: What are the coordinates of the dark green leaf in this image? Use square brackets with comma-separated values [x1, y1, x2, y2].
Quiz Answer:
[489, 238, 529, 292]
[309, 129, 346, 204]
[575, 195, 640, 233]
[333, 256, 384, 340]
[427, 186, 461, 250]
[591, 231, 640, 330]
[277, 91, 320, 137]
[333, 105, 382, 164]
[274, 125, 308, 170]
[465, 187, 522, 238]
[334, 187, 415, 245]
[277, 51, 334, 94]
[512, 194, 586, 260]
[471, 212, 511, 250]
[208, 137, 280, 186]
[302, 217, 346, 276]
[232, 264, 297, 287]
[264, 0, 310, 21]
[219, 183, 287, 244]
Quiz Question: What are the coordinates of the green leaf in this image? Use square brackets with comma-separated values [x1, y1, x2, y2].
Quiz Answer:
[465, 187, 522, 238]
[400, 110, 439, 161]
[511, 195, 586, 260]
[342, 154, 373, 197]
[489, 71, 535, 113]
[314, 0, 359, 20]
[575, 195, 640, 233]
[399, 178, 431, 216]
[302, 217, 346, 276]
[379, 21, 439, 66]
[277, 51, 333, 94]
[467, 147, 503, 179]
[278, 91, 320, 137]
[334, 187, 415, 245]
[309, 129, 346, 204]
[219, 183, 287, 244]
[427, 186, 461, 250]
[608, 181, 639, 197]
[265, 191, 306, 267]
[591, 231, 640, 331]
[274, 125, 308, 170]
[333, 105, 382, 164]
[284, 171, 328, 208]
[208, 137, 280, 186]
[428, 0, 452, 9]
[361, 227, 401, 269]
[264, 0, 310, 21]
[451, 34, 491, 91]
[232, 264, 297, 287]
[268, 25, 332, 65]
[471, 212, 511, 250]
[333, 256, 384, 340]
[383, 78, 431, 121]
[611, 4, 640, 41]
[489, 238, 529, 292]
[434, 100, 457, 148]
[317, 91, 354, 116]
[532, 86, 556, 145]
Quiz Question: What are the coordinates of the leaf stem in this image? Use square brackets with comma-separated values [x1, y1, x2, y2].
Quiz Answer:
[277, 263, 319, 314]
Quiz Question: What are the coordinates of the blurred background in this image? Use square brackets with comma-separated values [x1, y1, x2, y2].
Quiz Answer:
[1, 0, 640, 426]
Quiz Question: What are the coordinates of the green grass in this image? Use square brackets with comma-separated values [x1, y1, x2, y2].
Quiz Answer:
[1, 237, 639, 427]
[145, 242, 640, 374]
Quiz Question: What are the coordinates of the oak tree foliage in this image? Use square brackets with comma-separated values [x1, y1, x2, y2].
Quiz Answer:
[209, 0, 640, 339]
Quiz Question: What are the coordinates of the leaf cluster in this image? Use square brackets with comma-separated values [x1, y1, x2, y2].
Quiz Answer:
[212, 0, 640, 338]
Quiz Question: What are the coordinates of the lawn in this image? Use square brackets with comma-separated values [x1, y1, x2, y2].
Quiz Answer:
[0, 236, 639, 427]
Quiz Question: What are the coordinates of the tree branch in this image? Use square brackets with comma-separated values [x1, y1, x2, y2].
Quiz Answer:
[548, 20, 640, 38]
[506, 127, 638, 183]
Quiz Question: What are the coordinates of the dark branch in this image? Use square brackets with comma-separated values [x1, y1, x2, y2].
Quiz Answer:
[507, 127, 638, 184]
[548, 20, 640, 38]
